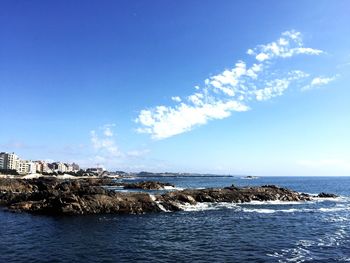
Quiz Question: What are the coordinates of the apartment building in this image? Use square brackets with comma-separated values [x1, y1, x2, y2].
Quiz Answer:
[35, 161, 52, 173]
[0, 152, 20, 170]
[1, 151, 81, 175]
[17, 160, 36, 175]
[0, 152, 5, 169]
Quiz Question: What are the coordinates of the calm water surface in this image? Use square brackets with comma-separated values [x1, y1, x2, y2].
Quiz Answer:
[1, 176, 350, 262]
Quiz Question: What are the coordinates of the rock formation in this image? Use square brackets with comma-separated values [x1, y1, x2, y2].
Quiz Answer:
[123, 181, 175, 190]
[0, 178, 337, 215]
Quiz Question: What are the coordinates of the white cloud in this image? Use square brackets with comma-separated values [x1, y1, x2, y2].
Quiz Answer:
[246, 49, 254, 55]
[89, 125, 152, 169]
[311, 77, 334, 86]
[256, 53, 270, 62]
[295, 47, 323, 56]
[136, 30, 326, 139]
[206, 61, 251, 96]
[252, 70, 309, 101]
[90, 129, 120, 157]
[248, 30, 323, 61]
[188, 93, 204, 105]
[302, 75, 337, 91]
[254, 78, 290, 101]
[104, 127, 113, 137]
[137, 101, 249, 139]
[90, 124, 122, 158]
[171, 96, 182, 102]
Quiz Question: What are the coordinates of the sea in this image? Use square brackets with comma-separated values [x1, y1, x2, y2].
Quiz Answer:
[1, 176, 350, 262]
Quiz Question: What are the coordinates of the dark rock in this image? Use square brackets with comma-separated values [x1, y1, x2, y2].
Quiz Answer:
[317, 192, 338, 198]
[0, 179, 325, 215]
[123, 181, 175, 190]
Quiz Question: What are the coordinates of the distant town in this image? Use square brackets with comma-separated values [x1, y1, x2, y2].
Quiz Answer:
[0, 151, 103, 176]
[0, 151, 241, 178]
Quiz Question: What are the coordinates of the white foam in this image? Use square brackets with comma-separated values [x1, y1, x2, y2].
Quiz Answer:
[149, 194, 156, 201]
[318, 206, 350, 212]
[178, 203, 212, 212]
[243, 208, 276, 214]
[168, 196, 350, 216]
[242, 208, 306, 214]
[242, 205, 350, 214]
[149, 194, 169, 212]
[246, 200, 305, 205]
[174, 200, 350, 214]
[163, 186, 184, 191]
[180, 203, 298, 213]
[178, 202, 239, 212]
[312, 196, 348, 202]
[178, 197, 304, 212]
[156, 203, 168, 212]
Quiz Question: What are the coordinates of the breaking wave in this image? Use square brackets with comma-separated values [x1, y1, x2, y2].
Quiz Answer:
[175, 199, 350, 214]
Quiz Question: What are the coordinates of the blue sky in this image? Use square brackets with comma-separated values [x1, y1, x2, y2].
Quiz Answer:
[1, 1, 349, 175]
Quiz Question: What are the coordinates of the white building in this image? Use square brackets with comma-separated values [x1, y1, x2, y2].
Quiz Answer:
[27, 161, 36, 174]
[52, 162, 67, 173]
[28, 162, 36, 174]
[0, 152, 20, 171]
[7, 153, 20, 170]
[35, 161, 52, 174]
[65, 163, 74, 172]
[0, 153, 5, 169]
[1, 152, 81, 175]
[18, 160, 36, 174]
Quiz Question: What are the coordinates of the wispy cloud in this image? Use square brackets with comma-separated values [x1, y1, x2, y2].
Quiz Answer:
[136, 30, 326, 140]
[89, 124, 150, 169]
[247, 31, 323, 62]
[90, 124, 121, 157]
[301, 76, 337, 91]
[171, 96, 182, 102]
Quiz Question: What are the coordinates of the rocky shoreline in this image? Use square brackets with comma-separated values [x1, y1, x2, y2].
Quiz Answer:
[0, 178, 337, 215]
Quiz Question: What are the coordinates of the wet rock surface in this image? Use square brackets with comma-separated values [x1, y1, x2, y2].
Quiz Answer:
[123, 181, 175, 190]
[317, 192, 338, 198]
[0, 178, 160, 215]
[0, 178, 336, 215]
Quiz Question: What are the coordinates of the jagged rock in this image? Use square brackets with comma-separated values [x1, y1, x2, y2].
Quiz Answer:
[317, 192, 338, 198]
[123, 181, 175, 190]
[0, 178, 333, 215]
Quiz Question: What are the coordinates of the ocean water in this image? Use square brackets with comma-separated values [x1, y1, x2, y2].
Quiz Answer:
[1, 176, 350, 262]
